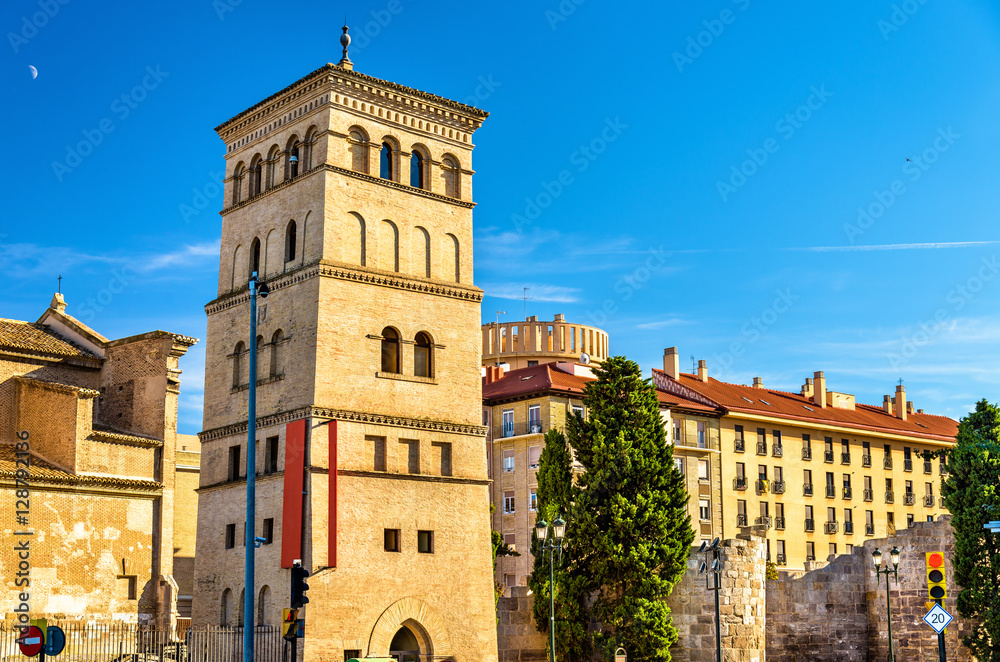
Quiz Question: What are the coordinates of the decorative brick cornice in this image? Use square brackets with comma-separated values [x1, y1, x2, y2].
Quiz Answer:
[198, 406, 487, 442]
[318, 468, 490, 487]
[0, 472, 162, 493]
[205, 261, 482, 316]
[89, 428, 163, 449]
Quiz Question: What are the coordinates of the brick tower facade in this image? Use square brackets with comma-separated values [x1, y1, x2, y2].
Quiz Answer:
[191, 50, 497, 661]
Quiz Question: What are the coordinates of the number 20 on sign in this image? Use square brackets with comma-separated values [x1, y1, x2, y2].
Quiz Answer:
[923, 603, 953, 634]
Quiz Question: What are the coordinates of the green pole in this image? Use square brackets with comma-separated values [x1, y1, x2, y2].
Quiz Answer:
[549, 542, 556, 662]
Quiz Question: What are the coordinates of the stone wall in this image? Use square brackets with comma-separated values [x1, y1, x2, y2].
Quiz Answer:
[497, 587, 547, 662]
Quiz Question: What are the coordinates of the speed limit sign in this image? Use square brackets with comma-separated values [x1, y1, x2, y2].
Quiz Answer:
[923, 603, 953, 634]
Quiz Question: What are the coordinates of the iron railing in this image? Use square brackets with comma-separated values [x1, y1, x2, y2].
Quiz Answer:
[803, 484, 814, 496]
[755, 516, 773, 529]
[775, 517, 786, 530]
[497, 421, 546, 438]
[844, 521, 854, 534]
[924, 495, 935, 507]
[826, 485, 836, 498]
[885, 491, 895, 504]
[843, 486, 852, 500]
[802, 447, 812, 460]
[841, 452, 851, 465]
[904, 493, 915, 505]
[866, 523, 875, 536]
[737, 514, 748, 527]
[776, 553, 786, 565]
[824, 450, 835, 463]
[863, 489, 873, 502]
[862, 454, 872, 467]
[756, 441, 768, 455]
[825, 521, 839, 534]
[804, 518, 815, 532]
[734, 476, 748, 491]
[772, 480, 785, 494]
[735, 438, 745, 453]
[924, 461, 933, 474]
[884, 456, 893, 469]
[772, 444, 783, 457]
[904, 459, 913, 472]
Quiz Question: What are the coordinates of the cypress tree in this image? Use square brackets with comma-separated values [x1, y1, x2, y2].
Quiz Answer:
[566, 356, 693, 662]
[942, 399, 1000, 661]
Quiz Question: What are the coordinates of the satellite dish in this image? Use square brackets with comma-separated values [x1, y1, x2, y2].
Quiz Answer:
[579, 352, 590, 365]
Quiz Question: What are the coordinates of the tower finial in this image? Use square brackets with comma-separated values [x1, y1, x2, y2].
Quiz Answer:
[338, 22, 353, 70]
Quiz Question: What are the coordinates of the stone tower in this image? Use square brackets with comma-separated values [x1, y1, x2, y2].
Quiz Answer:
[191, 47, 496, 661]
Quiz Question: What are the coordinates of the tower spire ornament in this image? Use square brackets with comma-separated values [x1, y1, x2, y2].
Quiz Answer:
[338, 22, 353, 70]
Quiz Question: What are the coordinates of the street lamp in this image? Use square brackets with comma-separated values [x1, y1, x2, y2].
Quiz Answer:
[535, 516, 567, 662]
[873, 546, 901, 662]
[244, 271, 269, 662]
[697, 538, 723, 662]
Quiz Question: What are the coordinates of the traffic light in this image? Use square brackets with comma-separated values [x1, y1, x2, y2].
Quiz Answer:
[926, 551, 947, 601]
[281, 608, 298, 639]
[291, 562, 310, 608]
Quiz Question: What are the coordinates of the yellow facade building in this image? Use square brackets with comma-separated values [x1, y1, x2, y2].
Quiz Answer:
[655, 347, 957, 569]
[192, 38, 498, 662]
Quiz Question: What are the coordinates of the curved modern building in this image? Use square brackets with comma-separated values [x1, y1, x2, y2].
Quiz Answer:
[481, 313, 608, 370]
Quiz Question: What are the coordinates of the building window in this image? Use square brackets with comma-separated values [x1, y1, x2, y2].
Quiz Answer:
[371, 436, 387, 472]
[698, 458, 710, 481]
[829, 543, 837, 556]
[503, 491, 515, 514]
[232, 341, 245, 387]
[806, 541, 815, 561]
[384, 529, 401, 552]
[674, 457, 685, 475]
[504, 533, 516, 552]
[417, 530, 434, 554]
[269, 329, 284, 378]
[776, 540, 786, 565]
[441, 155, 460, 198]
[225, 524, 236, 549]
[348, 128, 369, 173]
[699, 499, 710, 521]
[249, 237, 261, 278]
[285, 220, 297, 263]
[414, 332, 433, 378]
[287, 141, 300, 179]
[503, 449, 515, 473]
[265, 436, 279, 474]
[528, 405, 542, 433]
[380, 142, 394, 180]
[434, 441, 452, 476]
[344, 653, 362, 662]
[403, 440, 419, 474]
[262, 518, 274, 544]
[502, 410, 515, 437]
[572, 404, 584, 419]
[527, 360, 538, 367]
[232, 163, 245, 205]
[380, 327, 401, 373]
[249, 154, 262, 196]
[504, 573, 515, 590]
[528, 445, 541, 469]
[530, 489, 537, 511]
[673, 420, 682, 442]
[410, 150, 426, 189]
[737, 499, 747, 526]
[228, 445, 241, 481]
[697, 421, 707, 448]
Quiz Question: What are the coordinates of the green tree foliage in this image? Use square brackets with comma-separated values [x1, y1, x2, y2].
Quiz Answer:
[942, 399, 1000, 661]
[564, 356, 693, 662]
[492, 503, 520, 619]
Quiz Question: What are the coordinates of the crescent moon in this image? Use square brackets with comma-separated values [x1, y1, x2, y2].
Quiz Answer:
[28, 65, 37, 79]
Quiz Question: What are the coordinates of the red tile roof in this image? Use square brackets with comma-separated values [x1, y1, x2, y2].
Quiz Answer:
[0, 444, 161, 491]
[652, 369, 957, 442]
[0, 319, 99, 359]
[482, 363, 594, 402]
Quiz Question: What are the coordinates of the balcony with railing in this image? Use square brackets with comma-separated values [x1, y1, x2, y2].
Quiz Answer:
[756, 479, 770, 495]
[776, 553, 786, 565]
[804, 518, 815, 532]
[734, 476, 748, 491]
[756, 441, 768, 455]
[924, 460, 933, 474]
[842, 486, 852, 500]
[737, 514, 748, 527]
[885, 491, 895, 504]
[825, 521, 839, 534]
[772, 480, 785, 494]
[803, 483, 814, 497]
[824, 450, 835, 463]
[772, 444, 783, 457]
[862, 454, 872, 467]
[735, 438, 745, 453]
[497, 420, 546, 438]
[866, 523, 875, 536]
[904, 493, 915, 505]
[863, 489, 873, 502]
[806, 553, 816, 561]
[802, 447, 812, 460]
[844, 521, 854, 534]
[755, 516, 773, 529]
[775, 517, 786, 530]
[923, 495, 935, 507]
[904, 459, 913, 472]
[883, 456, 893, 469]
[826, 485, 836, 498]
[841, 452, 851, 465]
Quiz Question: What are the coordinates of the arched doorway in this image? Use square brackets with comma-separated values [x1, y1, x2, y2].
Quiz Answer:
[389, 625, 420, 661]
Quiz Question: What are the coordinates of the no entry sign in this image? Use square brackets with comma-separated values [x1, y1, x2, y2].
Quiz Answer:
[18, 625, 44, 657]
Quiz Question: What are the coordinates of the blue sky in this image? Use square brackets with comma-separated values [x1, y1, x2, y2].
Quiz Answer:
[2, 0, 999, 435]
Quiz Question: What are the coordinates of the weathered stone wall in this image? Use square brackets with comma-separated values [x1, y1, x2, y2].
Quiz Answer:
[496, 586, 547, 662]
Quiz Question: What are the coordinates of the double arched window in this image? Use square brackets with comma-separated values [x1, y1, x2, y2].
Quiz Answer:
[285, 136, 301, 181]
[266, 145, 280, 190]
[348, 128, 369, 173]
[270, 329, 284, 377]
[285, 220, 297, 263]
[232, 163, 245, 205]
[379, 142, 394, 180]
[410, 150, 426, 189]
[381, 327, 400, 373]
[232, 341, 245, 388]
[414, 332, 433, 378]
[441, 155, 460, 198]
[249, 154, 263, 197]
[249, 237, 261, 277]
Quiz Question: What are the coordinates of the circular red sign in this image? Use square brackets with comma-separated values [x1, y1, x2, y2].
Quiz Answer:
[929, 552, 944, 567]
[18, 625, 44, 657]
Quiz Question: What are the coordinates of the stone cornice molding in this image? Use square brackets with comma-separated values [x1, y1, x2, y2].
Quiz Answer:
[0, 472, 162, 493]
[198, 405, 487, 442]
[89, 428, 163, 449]
[313, 467, 490, 487]
[15, 375, 100, 398]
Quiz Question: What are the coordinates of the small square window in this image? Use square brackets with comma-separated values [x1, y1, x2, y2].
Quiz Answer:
[529, 489, 537, 511]
[417, 530, 434, 554]
[228, 445, 241, 481]
[699, 499, 710, 521]
[262, 518, 274, 545]
[225, 524, 236, 549]
[384, 528, 401, 552]
[698, 458, 710, 481]
[503, 450, 515, 473]
[118, 575, 137, 600]
[503, 491, 515, 514]
[344, 652, 362, 662]
[265, 436, 279, 474]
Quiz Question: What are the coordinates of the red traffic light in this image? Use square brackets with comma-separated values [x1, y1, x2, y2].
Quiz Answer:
[928, 552, 944, 568]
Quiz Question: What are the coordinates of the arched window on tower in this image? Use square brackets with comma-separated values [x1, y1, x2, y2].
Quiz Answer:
[414, 332, 433, 378]
[303, 127, 318, 170]
[265, 145, 280, 190]
[221, 588, 232, 626]
[270, 329, 284, 377]
[285, 136, 301, 181]
[381, 327, 400, 374]
[256, 335, 264, 384]
[232, 341, 245, 388]
[380, 142, 393, 180]
[285, 220, 297, 263]
[249, 154, 263, 196]
[348, 129, 369, 173]
[441, 155, 460, 198]
[232, 163, 245, 205]
[249, 237, 261, 278]
[410, 150, 425, 189]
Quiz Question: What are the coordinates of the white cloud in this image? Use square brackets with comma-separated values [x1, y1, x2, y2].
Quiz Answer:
[0, 239, 220, 279]
[796, 241, 1000, 253]
[636, 318, 691, 330]
[482, 283, 581, 303]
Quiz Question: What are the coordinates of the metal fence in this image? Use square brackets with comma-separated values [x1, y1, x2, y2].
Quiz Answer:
[0, 624, 286, 662]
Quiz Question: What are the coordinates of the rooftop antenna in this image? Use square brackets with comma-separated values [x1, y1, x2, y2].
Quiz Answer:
[691, 356, 697, 374]
[338, 21, 353, 70]
[523, 287, 531, 320]
[496, 310, 505, 327]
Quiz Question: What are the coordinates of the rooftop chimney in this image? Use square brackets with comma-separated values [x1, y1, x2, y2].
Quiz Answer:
[895, 384, 907, 421]
[801, 377, 813, 398]
[484, 365, 504, 385]
[883, 395, 893, 415]
[813, 371, 827, 408]
[554, 313, 565, 322]
[907, 401, 915, 415]
[663, 347, 680, 379]
[753, 377, 764, 389]
[697, 360, 708, 382]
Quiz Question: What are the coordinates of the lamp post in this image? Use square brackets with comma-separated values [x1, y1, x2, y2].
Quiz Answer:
[697, 538, 723, 662]
[534, 517, 566, 662]
[244, 271, 269, 662]
[873, 546, 901, 662]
